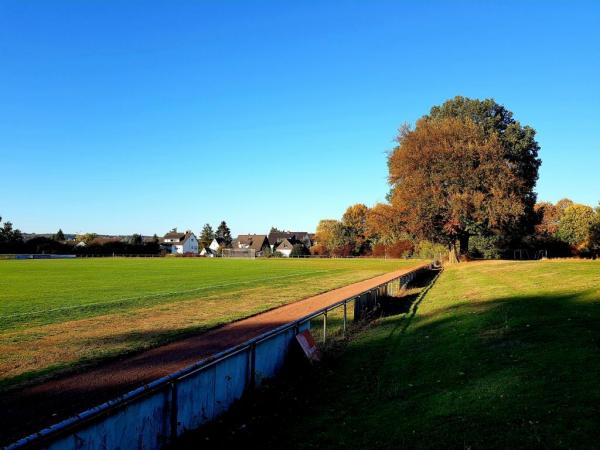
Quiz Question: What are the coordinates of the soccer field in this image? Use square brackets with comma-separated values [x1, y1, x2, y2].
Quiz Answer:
[0, 257, 421, 389]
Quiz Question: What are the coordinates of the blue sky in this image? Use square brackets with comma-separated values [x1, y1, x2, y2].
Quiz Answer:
[1, 1, 599, 236]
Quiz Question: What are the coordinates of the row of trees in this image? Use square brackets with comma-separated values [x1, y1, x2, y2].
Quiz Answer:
[535, 199, 600, 256]
[0, 216, 25, 252]
[0, 216, 162, 255]
[313, 204, 446, 258]
[199, 221, 232, 249]
[314, 96, 598, 260]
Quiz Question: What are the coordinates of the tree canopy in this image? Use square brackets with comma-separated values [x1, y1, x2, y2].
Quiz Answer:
[389, 116, 526, 255]
[364, 202, 407, 245]
[427, 96, 541, 239]
[556, 204, 596, 247]
[0, 216, 23, 244]
[215, 221, 232, 248]
[199, 223, 215, 248]
[342, 203, 369, 254]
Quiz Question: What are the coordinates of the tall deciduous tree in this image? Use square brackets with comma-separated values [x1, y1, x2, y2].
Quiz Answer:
[342, 204, 368, 235]
[365, 202, 407, 245]
[427, 96, 541, 239]
[215, 221, 232, 248]
[342, 203, 369, 254]
[199, 223, 215, 248]
[314, 219, 338, 255]
[389, 117, 526, 258]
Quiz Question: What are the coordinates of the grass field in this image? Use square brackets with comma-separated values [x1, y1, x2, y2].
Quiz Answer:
[0, 257, 420, 390]
[179, 260, 600, 449]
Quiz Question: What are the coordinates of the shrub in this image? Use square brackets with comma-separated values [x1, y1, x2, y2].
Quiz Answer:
[468, 235, 502, 259]
[331, 243, 354, 257]
[371, 243, 386, 257]
[387, 241, 414, 258]
[290, 244, 309, 257]
[310, 244, 328, 256]
[414, 240, 447, 260]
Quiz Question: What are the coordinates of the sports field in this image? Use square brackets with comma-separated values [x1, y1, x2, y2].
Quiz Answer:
[179, 260, 600, 449]
[0, 257, 421, 390]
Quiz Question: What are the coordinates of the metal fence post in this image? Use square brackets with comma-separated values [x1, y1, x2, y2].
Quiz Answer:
[343, 301, 347, 337]
[323, 311, 327, 343]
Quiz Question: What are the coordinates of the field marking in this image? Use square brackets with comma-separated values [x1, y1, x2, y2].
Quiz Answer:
[1, 269, 341, 320]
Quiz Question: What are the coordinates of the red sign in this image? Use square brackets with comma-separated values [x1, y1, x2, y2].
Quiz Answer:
[296, 330, 321, 362]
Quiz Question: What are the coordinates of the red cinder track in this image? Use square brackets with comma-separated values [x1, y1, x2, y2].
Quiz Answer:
[0, 265, 424, 445]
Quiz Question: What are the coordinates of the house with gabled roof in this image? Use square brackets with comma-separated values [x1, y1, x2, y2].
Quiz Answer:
[232, 234, 270, 256]
[268, 230, 312, 251]
[200, 237, 225, 257]
[160, 230, 199, 254]
[275, 238, 296, 257]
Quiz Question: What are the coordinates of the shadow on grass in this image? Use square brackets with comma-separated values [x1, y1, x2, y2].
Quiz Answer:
[378, 268, 441, 317]
[173, 281, 600, 450]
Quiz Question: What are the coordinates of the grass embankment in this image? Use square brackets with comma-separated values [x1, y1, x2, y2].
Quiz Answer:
[177, 260, 600, 449]
[0, 257, 421, 390]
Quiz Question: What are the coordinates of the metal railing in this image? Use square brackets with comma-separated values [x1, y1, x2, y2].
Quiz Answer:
[7, 265, 429, 450]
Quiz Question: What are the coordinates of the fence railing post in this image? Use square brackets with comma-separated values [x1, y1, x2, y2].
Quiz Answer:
[343, 301, 347, 337]
[323, 311, 327, 343]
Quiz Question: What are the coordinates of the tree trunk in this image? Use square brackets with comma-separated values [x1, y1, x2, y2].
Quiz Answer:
[459, 234, 470, 258]
[448, 242, 459, 264]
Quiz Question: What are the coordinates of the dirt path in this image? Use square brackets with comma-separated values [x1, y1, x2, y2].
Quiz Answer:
[0, 264, 424, 445]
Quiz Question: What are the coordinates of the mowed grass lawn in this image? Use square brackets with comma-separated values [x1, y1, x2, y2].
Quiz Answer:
[180, 260, 600, 450]
[0, 257, 421, 390]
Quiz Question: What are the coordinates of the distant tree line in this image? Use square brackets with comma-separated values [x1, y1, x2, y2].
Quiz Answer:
[0, 216, 161, 255]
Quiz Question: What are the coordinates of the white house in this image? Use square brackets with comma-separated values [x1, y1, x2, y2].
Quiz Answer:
[160, 230, 199, 254]
[275, 238, 295, 257]
[200, 238, 224, 257]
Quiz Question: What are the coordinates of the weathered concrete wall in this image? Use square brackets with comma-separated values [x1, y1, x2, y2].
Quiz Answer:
[46, 388, 172, 450]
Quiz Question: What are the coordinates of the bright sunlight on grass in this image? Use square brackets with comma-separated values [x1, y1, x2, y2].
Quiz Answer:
[0, 257, 420, 390]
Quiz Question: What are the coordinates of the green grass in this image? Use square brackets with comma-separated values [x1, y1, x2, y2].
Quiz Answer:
[178, 260, 600, 450]
[0, 257, 420, 389]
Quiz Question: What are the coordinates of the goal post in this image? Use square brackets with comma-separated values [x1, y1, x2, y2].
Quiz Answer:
[221, 248, 256, 259]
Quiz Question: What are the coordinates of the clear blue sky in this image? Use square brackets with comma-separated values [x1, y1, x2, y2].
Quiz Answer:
[1, 1, 598, 236]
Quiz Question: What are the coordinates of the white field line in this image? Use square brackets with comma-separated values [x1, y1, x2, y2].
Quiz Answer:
[1, 269, 341, 319]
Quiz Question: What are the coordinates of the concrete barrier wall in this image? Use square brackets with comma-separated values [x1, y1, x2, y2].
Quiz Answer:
[11, 266, 428, 450]
[46, 387, 172, 450]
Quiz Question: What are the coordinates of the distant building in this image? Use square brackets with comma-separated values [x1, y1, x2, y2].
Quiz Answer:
[232, 234, 270, 256]
[160, 230, 199, 254]
[275, 238, 296, 257]
[200, 237, 224, 257]
[268, 231, 312, 251]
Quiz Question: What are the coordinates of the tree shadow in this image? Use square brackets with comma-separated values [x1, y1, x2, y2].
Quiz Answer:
[378, 268, 441, 316]
[173, 287, 600, 450]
